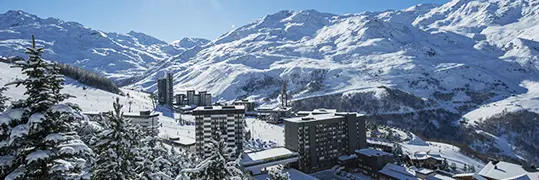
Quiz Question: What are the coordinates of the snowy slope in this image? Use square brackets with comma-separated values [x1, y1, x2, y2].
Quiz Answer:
[0, 10, 209, 80]
[128, 0, 539, 116]
[0, 61, 153, 112]
[463, 80, 539, 124]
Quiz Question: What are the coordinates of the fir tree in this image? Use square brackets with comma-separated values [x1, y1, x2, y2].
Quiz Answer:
[91, 97, 142, 179]
[181, 132, 245, 180]
[267, 165, 290, 180]
[0, 86, 8, 112]
[136, 126, 174, 179]
[0, 36, 93, 179]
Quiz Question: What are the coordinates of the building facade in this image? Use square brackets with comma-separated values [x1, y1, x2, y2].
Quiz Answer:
[157, 73, 173, 106]
[193, 106, 245, 160]
[180, 90, 211, 106]
[378, 163, 419, 180]
[123, 110, 160, 128]
[186, 90, 195, 105]
[83, 111, 159, 129]
[233, 100, 256, 112]
[176, 94, 187, 106]
[355, 148, 394, 179]
[283, 111, 368, 173]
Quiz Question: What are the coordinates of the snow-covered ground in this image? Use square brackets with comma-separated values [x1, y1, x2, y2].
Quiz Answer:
[246, 117, 285, 146]
[0, 61, 197, 143]
[463, 80, 539, 125]
[474, 130, 524, 161]
[0, 62, 154, 112]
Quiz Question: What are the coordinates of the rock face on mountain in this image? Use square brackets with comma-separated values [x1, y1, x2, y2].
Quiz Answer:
[0, 10, 209, 80]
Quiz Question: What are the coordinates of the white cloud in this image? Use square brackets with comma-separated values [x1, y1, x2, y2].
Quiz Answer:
[232, 24, 236, 29]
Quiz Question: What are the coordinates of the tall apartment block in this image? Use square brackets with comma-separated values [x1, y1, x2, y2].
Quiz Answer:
[157, 73, 173, 107]
[186, 90, 195, 105]
[193, 106, 245, 160]
[178, 90, 211, 106]
[284, 110, 367, 173]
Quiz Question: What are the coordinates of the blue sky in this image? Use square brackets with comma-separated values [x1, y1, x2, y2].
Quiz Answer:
[1, 0, 449, 42]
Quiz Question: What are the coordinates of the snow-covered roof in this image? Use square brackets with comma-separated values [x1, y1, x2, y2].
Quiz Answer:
[172, 137, 196, 146]
[193, 105, 245, 111]
[123, 112, 159, 117]
[241, 147, 298, 166]
[426, 174, 456, 180]
[338, 154, 358, 161]
[378, 164, 419, 180]
[82, 111, 102, 115]
[284, 113, 343, 123]
[253, 168, 318, 180]
[477, 161, 534, 180]
[413, 167, 434, 175]
[504, 173, 539, 180]
[355, 148, 392, 157]
[408, 151, 444, 161]
[312, 108, 337, 113]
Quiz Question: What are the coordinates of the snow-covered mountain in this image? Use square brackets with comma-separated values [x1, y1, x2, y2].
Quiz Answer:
[129, 0, 538, 109]
[0, 10, 209, 80]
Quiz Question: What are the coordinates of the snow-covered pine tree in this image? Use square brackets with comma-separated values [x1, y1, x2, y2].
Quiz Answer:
[136, 125, 174, 179]
[0, 86, 8, 112]
[180, 132, 245, 180]
[169, 146, 198, 178]
[0, 35, 93, 179]
[267, 165, 290, 180]
[91, 97, 143, 179]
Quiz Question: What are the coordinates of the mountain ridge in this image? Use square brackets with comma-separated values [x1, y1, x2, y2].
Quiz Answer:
[0, 10, 210, 80]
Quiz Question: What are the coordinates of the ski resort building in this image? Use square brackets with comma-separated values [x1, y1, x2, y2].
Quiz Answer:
[193, 105, 245, 160]
[355, 148, 394, 178]
[405, 151, 445, 169]
[176, 90, 212, 106]
[83, 110, 160, 128]
[240, 147, 299, 175]
[283, 111, 368, 173]
[157, 72, 174, 107]
[378, 163, 419, 180]
[233, 99, 256, 112]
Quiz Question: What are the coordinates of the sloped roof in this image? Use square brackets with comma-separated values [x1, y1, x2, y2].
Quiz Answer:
[478, 161, 533, 180]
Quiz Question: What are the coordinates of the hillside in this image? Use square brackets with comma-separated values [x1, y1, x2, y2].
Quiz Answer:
[0, 10, 209, 80]
[0, 61, 153, 113]
[128, 0, 538, 111]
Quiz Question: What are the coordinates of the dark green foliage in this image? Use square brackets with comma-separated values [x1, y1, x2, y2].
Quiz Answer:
[57, 63, 121, 94]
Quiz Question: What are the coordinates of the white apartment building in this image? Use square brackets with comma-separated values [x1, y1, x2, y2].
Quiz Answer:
[193, 106, 245, 160]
